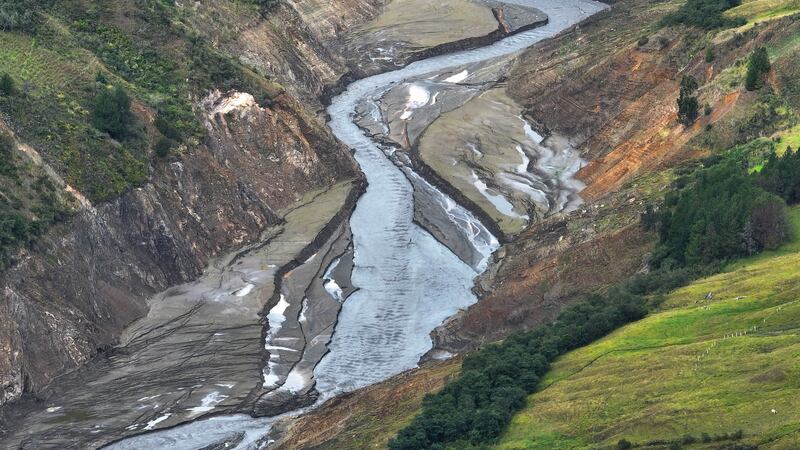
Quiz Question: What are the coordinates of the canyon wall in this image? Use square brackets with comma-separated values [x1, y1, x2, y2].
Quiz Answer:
[0, 0, 383, 409]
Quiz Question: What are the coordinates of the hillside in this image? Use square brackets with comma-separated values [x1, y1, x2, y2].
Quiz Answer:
[0, 0, 373, 411]
[498, 207, 800, 449]
[271, 0, 800, 447]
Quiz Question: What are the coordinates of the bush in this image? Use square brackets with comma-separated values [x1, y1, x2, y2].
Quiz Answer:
[0, 0, 40, 32]
[154, 137, 174, 158]
[618, 438, 633, 449]
[745, 47, 771, 91]
[705, 47, 715, 63]
[91, 85, 133, 139]
[677, 75, 699, 126]
[154, 114, 182, 142]
[0, 73, 15, 96]
[0, 132, 16, 177]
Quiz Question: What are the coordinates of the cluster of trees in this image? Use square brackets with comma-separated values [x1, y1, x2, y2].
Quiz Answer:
[652, 158, 793, 269]
[0, 0, 41, 32]
[91, 85, 133, 139]
[677, 75, 700, 126]
[660, 0, 746, 29]
[745, 47, 771, 91]
[757, 147, 800, 204]
[389, 290, 647, 449]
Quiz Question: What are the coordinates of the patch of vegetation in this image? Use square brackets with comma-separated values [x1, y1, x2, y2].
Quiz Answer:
[496, 207, 800, 449]
[0, 0, 45, 32]
[677, 75, 700, 125]
[91, 85, 133, 139]
[0, 133, 69, 268]
[653, 161, 790, 268]
[733, 92, 797, 144]
[661, 0, 746, 29]
[389, 289, 648, 449]
[744, 46, 770, 91]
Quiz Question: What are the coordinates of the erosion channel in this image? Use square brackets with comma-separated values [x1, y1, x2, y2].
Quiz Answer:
[5, 0, 606, 448]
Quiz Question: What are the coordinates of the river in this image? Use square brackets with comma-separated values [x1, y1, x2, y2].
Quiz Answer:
[103, 0, 606, 448]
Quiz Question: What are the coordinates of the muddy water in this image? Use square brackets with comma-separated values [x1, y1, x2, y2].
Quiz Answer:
[104, 0, 605, 448]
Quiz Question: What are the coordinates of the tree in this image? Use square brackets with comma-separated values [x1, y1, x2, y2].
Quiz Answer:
[0, 132, 16, 177]
[745, 47, 770, 91]
[0, 0, 43, 32]
[705, 47, 715, 63]
[617, 439, 633, 450]
[0, 73, 14, 96]
[91, 85, 133, 139]
[677, 75, 699, 126]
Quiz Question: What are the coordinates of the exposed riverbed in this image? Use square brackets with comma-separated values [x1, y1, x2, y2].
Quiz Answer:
[4, 0, 605, 448]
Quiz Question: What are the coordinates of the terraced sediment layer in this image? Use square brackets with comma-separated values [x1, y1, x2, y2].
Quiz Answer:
[342, 0, 548, 74]
[417, 87, 585, 235]
[3, 181, 358, 448]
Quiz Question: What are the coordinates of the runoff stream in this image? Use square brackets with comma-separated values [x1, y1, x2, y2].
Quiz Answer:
[105, 0, 606, 447]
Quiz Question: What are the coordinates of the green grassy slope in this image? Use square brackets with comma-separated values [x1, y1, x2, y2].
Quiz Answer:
[496, 208, 800, 449]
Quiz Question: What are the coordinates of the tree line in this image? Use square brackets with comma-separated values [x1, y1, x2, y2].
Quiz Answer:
[389, 289, 648, 449]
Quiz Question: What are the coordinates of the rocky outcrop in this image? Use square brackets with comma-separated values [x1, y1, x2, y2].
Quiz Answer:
[177, 0, 387, 104]
[0, 90, 357, 414]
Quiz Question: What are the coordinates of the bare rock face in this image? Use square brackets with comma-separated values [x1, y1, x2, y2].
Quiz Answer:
[177, 0, 387, 104]
[0, 91, 357, 411]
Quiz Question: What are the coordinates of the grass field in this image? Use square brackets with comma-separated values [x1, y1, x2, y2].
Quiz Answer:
[495, 208, 800, 449]
[725, 0, 800, 26]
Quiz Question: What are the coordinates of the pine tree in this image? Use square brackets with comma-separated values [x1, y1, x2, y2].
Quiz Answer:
[91, 85, 133, 139]
[0, 73, 14, 96]
[744, 47, 770, 91]
[677, 75, 699, 125]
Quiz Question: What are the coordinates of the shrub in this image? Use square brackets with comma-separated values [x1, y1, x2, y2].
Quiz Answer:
[0, 0, 40, 32]
[618, 438, 633, 449]
[0, 73, 15, 96]
[0, 132, 16, 177]
[677, 75, 699, 126]
[154, 114, 182, 142]
[154, 137, 174, 158]
[705, 47, 715, 62]
[91, 85, 133, 139]
[745, 46, 771, 91]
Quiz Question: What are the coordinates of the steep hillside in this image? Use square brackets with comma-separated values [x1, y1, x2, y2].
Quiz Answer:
[498, 208, 800, 449]
[431, 0, 800, 356]
[0, 0, 375, 410]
